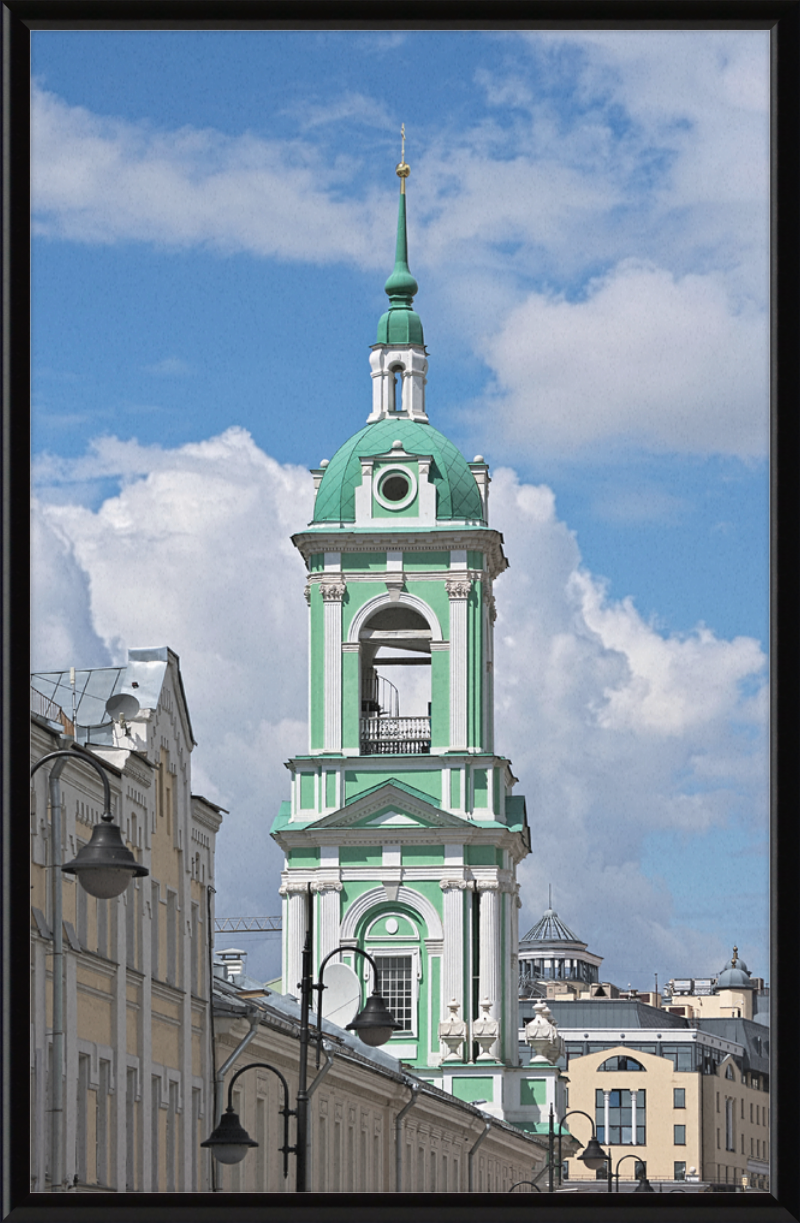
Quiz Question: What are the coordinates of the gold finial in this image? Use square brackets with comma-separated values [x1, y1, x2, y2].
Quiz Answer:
[396, 123, 410, 194]
[733, 945, 738, 961]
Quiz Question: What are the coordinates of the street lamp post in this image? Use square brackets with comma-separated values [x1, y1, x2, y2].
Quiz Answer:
[202, 885, 399, 1191]
[614, 1152, 655, 1192]
[202, 1063, 296, 1177]
[549, 1104, 613, 1192]
[31, 746, 148, 1192]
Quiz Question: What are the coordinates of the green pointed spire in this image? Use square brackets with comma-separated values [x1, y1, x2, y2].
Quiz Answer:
[377, 134, 424, 347]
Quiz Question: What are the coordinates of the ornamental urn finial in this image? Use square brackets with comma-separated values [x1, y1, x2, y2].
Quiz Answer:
[525, 999, 565, 1065]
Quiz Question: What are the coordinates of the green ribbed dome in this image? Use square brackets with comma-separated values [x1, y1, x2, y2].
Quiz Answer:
[312, 418, 484, 524]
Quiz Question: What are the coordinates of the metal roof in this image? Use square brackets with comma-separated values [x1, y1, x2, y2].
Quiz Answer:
[520, 908, 583, 946]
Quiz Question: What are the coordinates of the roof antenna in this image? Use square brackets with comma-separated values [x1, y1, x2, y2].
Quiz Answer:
[548, 883, 552, 910]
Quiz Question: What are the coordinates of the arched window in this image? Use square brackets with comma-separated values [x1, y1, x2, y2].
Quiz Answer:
[389, 364, 404, 412]
[598, 1056, 646, 1072]
[359, 605, 432, 754]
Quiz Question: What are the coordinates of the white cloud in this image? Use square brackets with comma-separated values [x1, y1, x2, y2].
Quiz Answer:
[144, 356, 192, 376]
[31, 434, 767, 985]
[478, 260, 768, 458]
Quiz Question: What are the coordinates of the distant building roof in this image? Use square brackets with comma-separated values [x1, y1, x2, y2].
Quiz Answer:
[536, 998, 690, 1031]
[521, 908, 583, 945]
[716, 946, 756, 991]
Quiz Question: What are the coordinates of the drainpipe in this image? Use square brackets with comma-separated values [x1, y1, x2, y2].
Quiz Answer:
[394, 1080, 420, 1192]
[211, 1007, 261, 1188]
[48, 761, 67, 1193]
[303, 1043, 334, 1188]
[467, 1116, 493, 1192]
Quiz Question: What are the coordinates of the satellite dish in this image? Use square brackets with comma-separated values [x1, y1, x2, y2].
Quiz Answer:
[321, 962, 361, 1028]
[105, 692, 140, 721]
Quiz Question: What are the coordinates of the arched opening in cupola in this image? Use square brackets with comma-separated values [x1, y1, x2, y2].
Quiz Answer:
[359, 604, 431, 754]
[388, 363, 404, 413]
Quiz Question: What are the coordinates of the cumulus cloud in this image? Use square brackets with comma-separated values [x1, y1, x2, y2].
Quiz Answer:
[32, 433, 767, 984]
[477, 260, 768, 458]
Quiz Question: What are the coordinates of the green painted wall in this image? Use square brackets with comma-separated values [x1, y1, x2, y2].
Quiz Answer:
[309, 554, 324, 572]
[473, 768, 488, 808]
[468, 581, 483, 749]
[468, 551, 484, 571]
[429, 954, 441, 1056]
[405, 551, 449, 571]
[451, 1076, 494, 1103]
[299, 772, 316, 809]
[342, 650, 360, 751]
[342, 581, 386, 637]
[492, 767, 500, 815]
[344, 769, 442, 804]
[288, 847, 319, 866]
[340, 846, 382, 866]
[325, 770, 336, 807]
[401, 845, 444, 866]
[343, 552, 386, 571]
[520, 1079, 548, 1106]
[465, 845, 503, 866]
[450, 768, 461, 809]
[309, 587, 324, 750]
[431, 649, 449, 748]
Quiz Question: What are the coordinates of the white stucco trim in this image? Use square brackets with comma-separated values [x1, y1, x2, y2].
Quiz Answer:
[340, 885, 443, 941]
[346, 591, 444, 644]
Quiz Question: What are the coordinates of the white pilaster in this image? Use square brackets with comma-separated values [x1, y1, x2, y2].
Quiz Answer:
[604, 1090, 611, 1148]
[446, 578, 470, 751]
[440, 880, 467, 1021]
[321, 579, 346, 752]
[280, 884, 309, 997]
[315, 881, 343, 966]
[476, 881, 501, 1060]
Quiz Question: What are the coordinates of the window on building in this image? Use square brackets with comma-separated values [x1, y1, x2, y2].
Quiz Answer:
[716, 1092, 720, 1112]
[192, 1087, 202, 1191]
[151, 1076, 161, 1191]
[725, 1063, 735, 1080]
[151, 882, 160, 979]
[76, 1054, 90, 1186]
[96, 898, 108, 958]
[595, 1088, 646, 1144]
[674, 1161, 686, 1181]
[673, 1087, 685, 1109]
[634, 1160, 646, 1181]
[661, 1043, 694, 1071]
[166, 1081, 179, 1191]
[126, 1068, 137, 1191]
[191, 903, 200, 995]
[750, 1102, 754, 1123]
[674, 1125, 686, 1145]
[598, 1056, 645, 1072]
[562, 1161, 569, 1180]
[717, 1128, 720, 1149]
[725, 1098, 735, 1151]
[375, 955, 413, 1031]
[126, 886, 137, 969]
[96, 1059, 110, 1185]
[166, 890, 178, 987]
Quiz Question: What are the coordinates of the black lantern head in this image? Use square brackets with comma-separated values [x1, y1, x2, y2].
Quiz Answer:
[62, 816, 149, 898]
[346, 990, 401, 1047]
[577, 1135, 608, 1171]
[201, 1107, 258, 1165]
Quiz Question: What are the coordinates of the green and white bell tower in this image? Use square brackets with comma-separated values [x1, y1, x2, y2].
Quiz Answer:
[272, 151, 552, 1124]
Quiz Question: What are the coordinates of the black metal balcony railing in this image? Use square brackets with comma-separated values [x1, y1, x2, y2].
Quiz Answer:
[360, 715, 431, 755]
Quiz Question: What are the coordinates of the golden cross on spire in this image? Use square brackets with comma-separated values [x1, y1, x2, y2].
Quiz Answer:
[396, 123, 410, 193]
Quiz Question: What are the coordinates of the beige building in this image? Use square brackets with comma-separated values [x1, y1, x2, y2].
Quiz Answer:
[30, 648, 223, 1192]
[209, 968, 553, 1193]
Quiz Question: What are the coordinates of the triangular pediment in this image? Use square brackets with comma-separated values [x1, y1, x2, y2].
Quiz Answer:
[310, 782, 470, 831]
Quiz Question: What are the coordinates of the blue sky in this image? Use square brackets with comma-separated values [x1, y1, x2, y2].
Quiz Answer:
[30, 29, 769, 989]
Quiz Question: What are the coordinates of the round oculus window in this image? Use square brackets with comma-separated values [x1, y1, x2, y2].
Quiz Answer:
[374, 464, 417, 510]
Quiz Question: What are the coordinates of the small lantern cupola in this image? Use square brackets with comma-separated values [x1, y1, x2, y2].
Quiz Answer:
[368, 127, 429, 424]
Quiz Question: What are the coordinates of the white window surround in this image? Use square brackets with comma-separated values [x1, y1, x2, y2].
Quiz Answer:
[339, 886, 443, 941]
[347, 591, 444, 644]
[362, 946, 420, 1039]
[373, 464, 418, 511]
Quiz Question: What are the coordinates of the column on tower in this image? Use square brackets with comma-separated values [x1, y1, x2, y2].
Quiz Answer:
[440, 879, 468, 1049]
[280, 882, 309, 997]
[476, 880, 502, 1060]
[315, 880, 344, 965]
[446, 576, 471, 750]
[320, 576, 346, 752]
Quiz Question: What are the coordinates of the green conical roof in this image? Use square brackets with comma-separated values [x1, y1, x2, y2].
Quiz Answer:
[377, 184, 424, 346]
[312, 418, 484, 524]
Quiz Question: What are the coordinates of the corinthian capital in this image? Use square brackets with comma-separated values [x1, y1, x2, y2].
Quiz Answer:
[320, 578, 347, 602]
[312, 880, 343, 893]
[279, 880, 312, 896]
[445, 577, 472, 600]
[475, 879, 500, 892]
